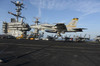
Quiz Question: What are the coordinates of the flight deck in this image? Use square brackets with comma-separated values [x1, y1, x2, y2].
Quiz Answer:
[0, 39, 100, 66]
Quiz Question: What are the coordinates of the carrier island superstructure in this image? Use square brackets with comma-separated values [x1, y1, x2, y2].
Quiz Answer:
[2, 1, 31, 37]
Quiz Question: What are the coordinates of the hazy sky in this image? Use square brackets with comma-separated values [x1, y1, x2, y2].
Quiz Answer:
[0, 0, 100, 38]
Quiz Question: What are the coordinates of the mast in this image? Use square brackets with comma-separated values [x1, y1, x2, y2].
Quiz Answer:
[34, 17, 40, 26]
[8, 1, 25, 22]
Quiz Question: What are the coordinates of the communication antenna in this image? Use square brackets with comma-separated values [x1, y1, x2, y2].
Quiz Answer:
[33, 17, 40, 25]
[21, 0, 27, 9]
[8, 0, 25, 22]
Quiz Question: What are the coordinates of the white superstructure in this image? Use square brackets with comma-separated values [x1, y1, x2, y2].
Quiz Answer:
[2, 1, 31, 37]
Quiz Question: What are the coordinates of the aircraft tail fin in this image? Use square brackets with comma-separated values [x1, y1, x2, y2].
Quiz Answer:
[66, 18, 79, 27]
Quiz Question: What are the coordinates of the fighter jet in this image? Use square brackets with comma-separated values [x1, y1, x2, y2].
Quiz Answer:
[31, 18, 86, 37]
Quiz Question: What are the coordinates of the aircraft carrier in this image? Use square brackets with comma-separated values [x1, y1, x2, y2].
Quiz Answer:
[0, 1, 100, 66]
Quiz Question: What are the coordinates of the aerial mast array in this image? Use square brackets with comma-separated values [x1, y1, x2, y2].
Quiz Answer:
[8, 1, 25, 22]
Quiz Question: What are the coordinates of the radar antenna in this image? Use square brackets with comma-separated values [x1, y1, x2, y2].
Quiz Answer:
[8, 1, 25, 22]
[33, 17, 40, 25]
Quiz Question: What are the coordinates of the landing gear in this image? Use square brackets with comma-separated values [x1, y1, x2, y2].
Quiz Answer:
[57, 32, 61, 37]
[56, 32, 64, 39]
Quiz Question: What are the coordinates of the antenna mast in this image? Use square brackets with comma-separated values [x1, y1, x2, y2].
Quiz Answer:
[33, 17, 40, 25]
[8, 1, 25, 22]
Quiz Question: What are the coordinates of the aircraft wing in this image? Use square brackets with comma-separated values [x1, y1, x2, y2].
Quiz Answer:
[72, 28, 87, 32]
[73, 28, 87, 30]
